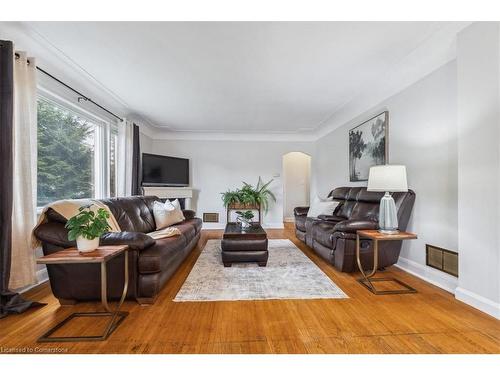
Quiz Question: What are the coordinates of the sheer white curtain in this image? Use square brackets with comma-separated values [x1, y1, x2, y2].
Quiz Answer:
[10, 51, 37, 289]
[116, 118, 134, 197]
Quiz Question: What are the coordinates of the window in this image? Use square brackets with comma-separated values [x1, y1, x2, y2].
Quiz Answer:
[37, 94, 117, 207]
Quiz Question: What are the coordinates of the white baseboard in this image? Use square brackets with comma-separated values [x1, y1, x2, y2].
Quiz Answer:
[202, 222, 285, 230]
[262, 222, 285, 229]
[455, 287, 500, 319]
[16, 267, 49, 294]
[394, 256, 458, 294]
[201, 223, 226, 230]
[283, 217, 295, 223]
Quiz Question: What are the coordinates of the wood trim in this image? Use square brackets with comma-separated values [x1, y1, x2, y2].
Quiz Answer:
[36, 245, 128, 264]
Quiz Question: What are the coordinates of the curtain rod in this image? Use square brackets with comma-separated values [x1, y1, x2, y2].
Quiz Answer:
[15, 52, 123, 122]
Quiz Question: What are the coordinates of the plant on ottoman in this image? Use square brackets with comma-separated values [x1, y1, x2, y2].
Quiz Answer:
[235, 210, 255, 228]
[221, 177, 276, 223]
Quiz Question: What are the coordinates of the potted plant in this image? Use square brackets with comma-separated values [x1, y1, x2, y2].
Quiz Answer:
[235, 210, 255, 228]
[221, 177, 277, 215]
[65, 205, 111, 253]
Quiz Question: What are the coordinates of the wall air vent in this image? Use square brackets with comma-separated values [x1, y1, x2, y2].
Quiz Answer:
[203, 213, 219, 223]
[426, 244, 458, 277]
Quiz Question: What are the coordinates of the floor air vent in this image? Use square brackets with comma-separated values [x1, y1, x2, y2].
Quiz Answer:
[426, 244, 458, 277]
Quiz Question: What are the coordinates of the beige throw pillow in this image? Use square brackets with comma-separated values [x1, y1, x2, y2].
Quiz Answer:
[153, 199, 185, 230]
[307, 195, 339, 218]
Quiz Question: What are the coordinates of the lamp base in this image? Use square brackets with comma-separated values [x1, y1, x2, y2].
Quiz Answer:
[378, 229, 400, 235]
[378, 192, 399, 234]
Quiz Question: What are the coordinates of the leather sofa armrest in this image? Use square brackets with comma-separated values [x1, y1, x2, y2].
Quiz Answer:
[101, 231, 156, 251]
[318, 214, 344, 222]
[333, 219, 379, 234]
[182, 209, 196, 220]
[294, 206, 310, 216]
[34, 222, 76, 248]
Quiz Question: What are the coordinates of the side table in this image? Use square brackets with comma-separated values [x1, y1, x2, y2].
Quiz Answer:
[356, 230, 418, 295]
[36, 245, 129, 342]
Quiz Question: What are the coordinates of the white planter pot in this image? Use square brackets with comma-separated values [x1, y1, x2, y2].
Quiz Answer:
[76, 236, 99, 253]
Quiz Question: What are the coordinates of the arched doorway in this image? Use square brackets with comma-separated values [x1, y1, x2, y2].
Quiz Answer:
[282, 152, 311, 223]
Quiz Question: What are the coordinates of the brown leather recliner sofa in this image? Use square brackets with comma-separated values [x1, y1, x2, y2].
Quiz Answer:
[294, 187, 415, 272]
[34, 196, 202, 305]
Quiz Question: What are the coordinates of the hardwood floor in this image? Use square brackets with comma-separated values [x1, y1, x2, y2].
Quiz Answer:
[1, 223, 500, 354]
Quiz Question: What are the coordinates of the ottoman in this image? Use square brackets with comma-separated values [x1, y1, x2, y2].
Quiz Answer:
[221, 223, 268, 267]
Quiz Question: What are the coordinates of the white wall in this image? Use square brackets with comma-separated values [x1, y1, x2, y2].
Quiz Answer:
[139, 131, 153, 153]
[455, 23, 500, 318]
[283, 152, 311, 221]
[149, 139, 313, 228]
[313, 60, 459, 293]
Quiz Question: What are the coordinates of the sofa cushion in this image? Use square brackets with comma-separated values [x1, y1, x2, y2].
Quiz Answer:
[330, 187, 351, 200]
[356, 189, 384, 203]
[100, 196, 157, 233]
[350, 202, 379, 221]
[337, 200, 356, 219]
[312, 221, 337, 248]
[184, 217, 202, 234]
[171, 222, 196, 242]
[317, 214, 344, 223]
[346, 187, 363, 200]
[138, 234, 188, 274]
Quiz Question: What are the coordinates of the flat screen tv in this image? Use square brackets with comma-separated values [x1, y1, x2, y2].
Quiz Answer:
[142, 153, 189, 187]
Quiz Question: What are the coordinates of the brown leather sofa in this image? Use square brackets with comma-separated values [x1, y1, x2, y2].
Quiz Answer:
[294, 187, 415, 272]
[34, 196, 202, 305]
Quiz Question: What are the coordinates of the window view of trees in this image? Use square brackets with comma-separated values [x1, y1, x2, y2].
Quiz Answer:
[37, 98, 96, 207]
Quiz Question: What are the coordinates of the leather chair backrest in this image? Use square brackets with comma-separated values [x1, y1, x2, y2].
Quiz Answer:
[328, 187, 415, 228]
[350, 189, 384, 221]
[99, 195, 159, 233]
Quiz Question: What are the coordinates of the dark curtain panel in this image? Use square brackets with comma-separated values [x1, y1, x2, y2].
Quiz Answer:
[0, 40, 44, 319]
[131, 123, 141, 195]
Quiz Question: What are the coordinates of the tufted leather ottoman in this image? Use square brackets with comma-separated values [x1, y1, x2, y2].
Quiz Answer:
[221, 223, 268, 267]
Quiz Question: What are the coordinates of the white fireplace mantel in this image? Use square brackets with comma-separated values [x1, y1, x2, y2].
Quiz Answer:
[142, 186, 194, 210]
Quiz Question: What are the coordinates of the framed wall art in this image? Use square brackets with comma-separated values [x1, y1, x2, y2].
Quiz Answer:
[349, 111, 388, 182]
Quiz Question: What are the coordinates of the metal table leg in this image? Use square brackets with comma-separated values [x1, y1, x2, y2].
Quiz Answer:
[356, 235, 416, 295]
[38, 252, 130, 342]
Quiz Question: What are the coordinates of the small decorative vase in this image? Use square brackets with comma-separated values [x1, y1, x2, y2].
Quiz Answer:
[76, 236, 99, 253]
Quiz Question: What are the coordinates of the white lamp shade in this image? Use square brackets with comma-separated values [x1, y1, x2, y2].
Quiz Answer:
[367, 165, 408, 192]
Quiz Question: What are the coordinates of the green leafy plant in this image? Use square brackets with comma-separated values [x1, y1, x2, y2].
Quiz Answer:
[220, 177, 276, 213]
[221, 189, 241, 208]
[235, 210, 255, 221]
[65, 205, 111, 241]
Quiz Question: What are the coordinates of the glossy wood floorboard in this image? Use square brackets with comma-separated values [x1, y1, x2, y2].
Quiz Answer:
[1, 223, 500, 354]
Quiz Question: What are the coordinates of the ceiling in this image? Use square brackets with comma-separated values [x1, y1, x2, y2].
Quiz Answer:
[3, 22, 468, 136]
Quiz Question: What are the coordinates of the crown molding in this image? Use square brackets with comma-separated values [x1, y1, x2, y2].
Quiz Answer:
[2, 21, 471, 142]
[145, 129, 317, 142]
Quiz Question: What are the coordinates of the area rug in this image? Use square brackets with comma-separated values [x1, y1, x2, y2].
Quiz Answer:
[174, 239, 347, 302]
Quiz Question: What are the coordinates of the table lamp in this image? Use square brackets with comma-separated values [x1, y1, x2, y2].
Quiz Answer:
[367, 165, 408, 234]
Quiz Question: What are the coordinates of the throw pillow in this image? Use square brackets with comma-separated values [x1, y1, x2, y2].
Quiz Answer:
[307, 195, 339, 218]
[153, 199, 185, 230]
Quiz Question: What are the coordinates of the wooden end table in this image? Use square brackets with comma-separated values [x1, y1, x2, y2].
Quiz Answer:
[36, 245, 129, 342]
[356, 230, 418, 295]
